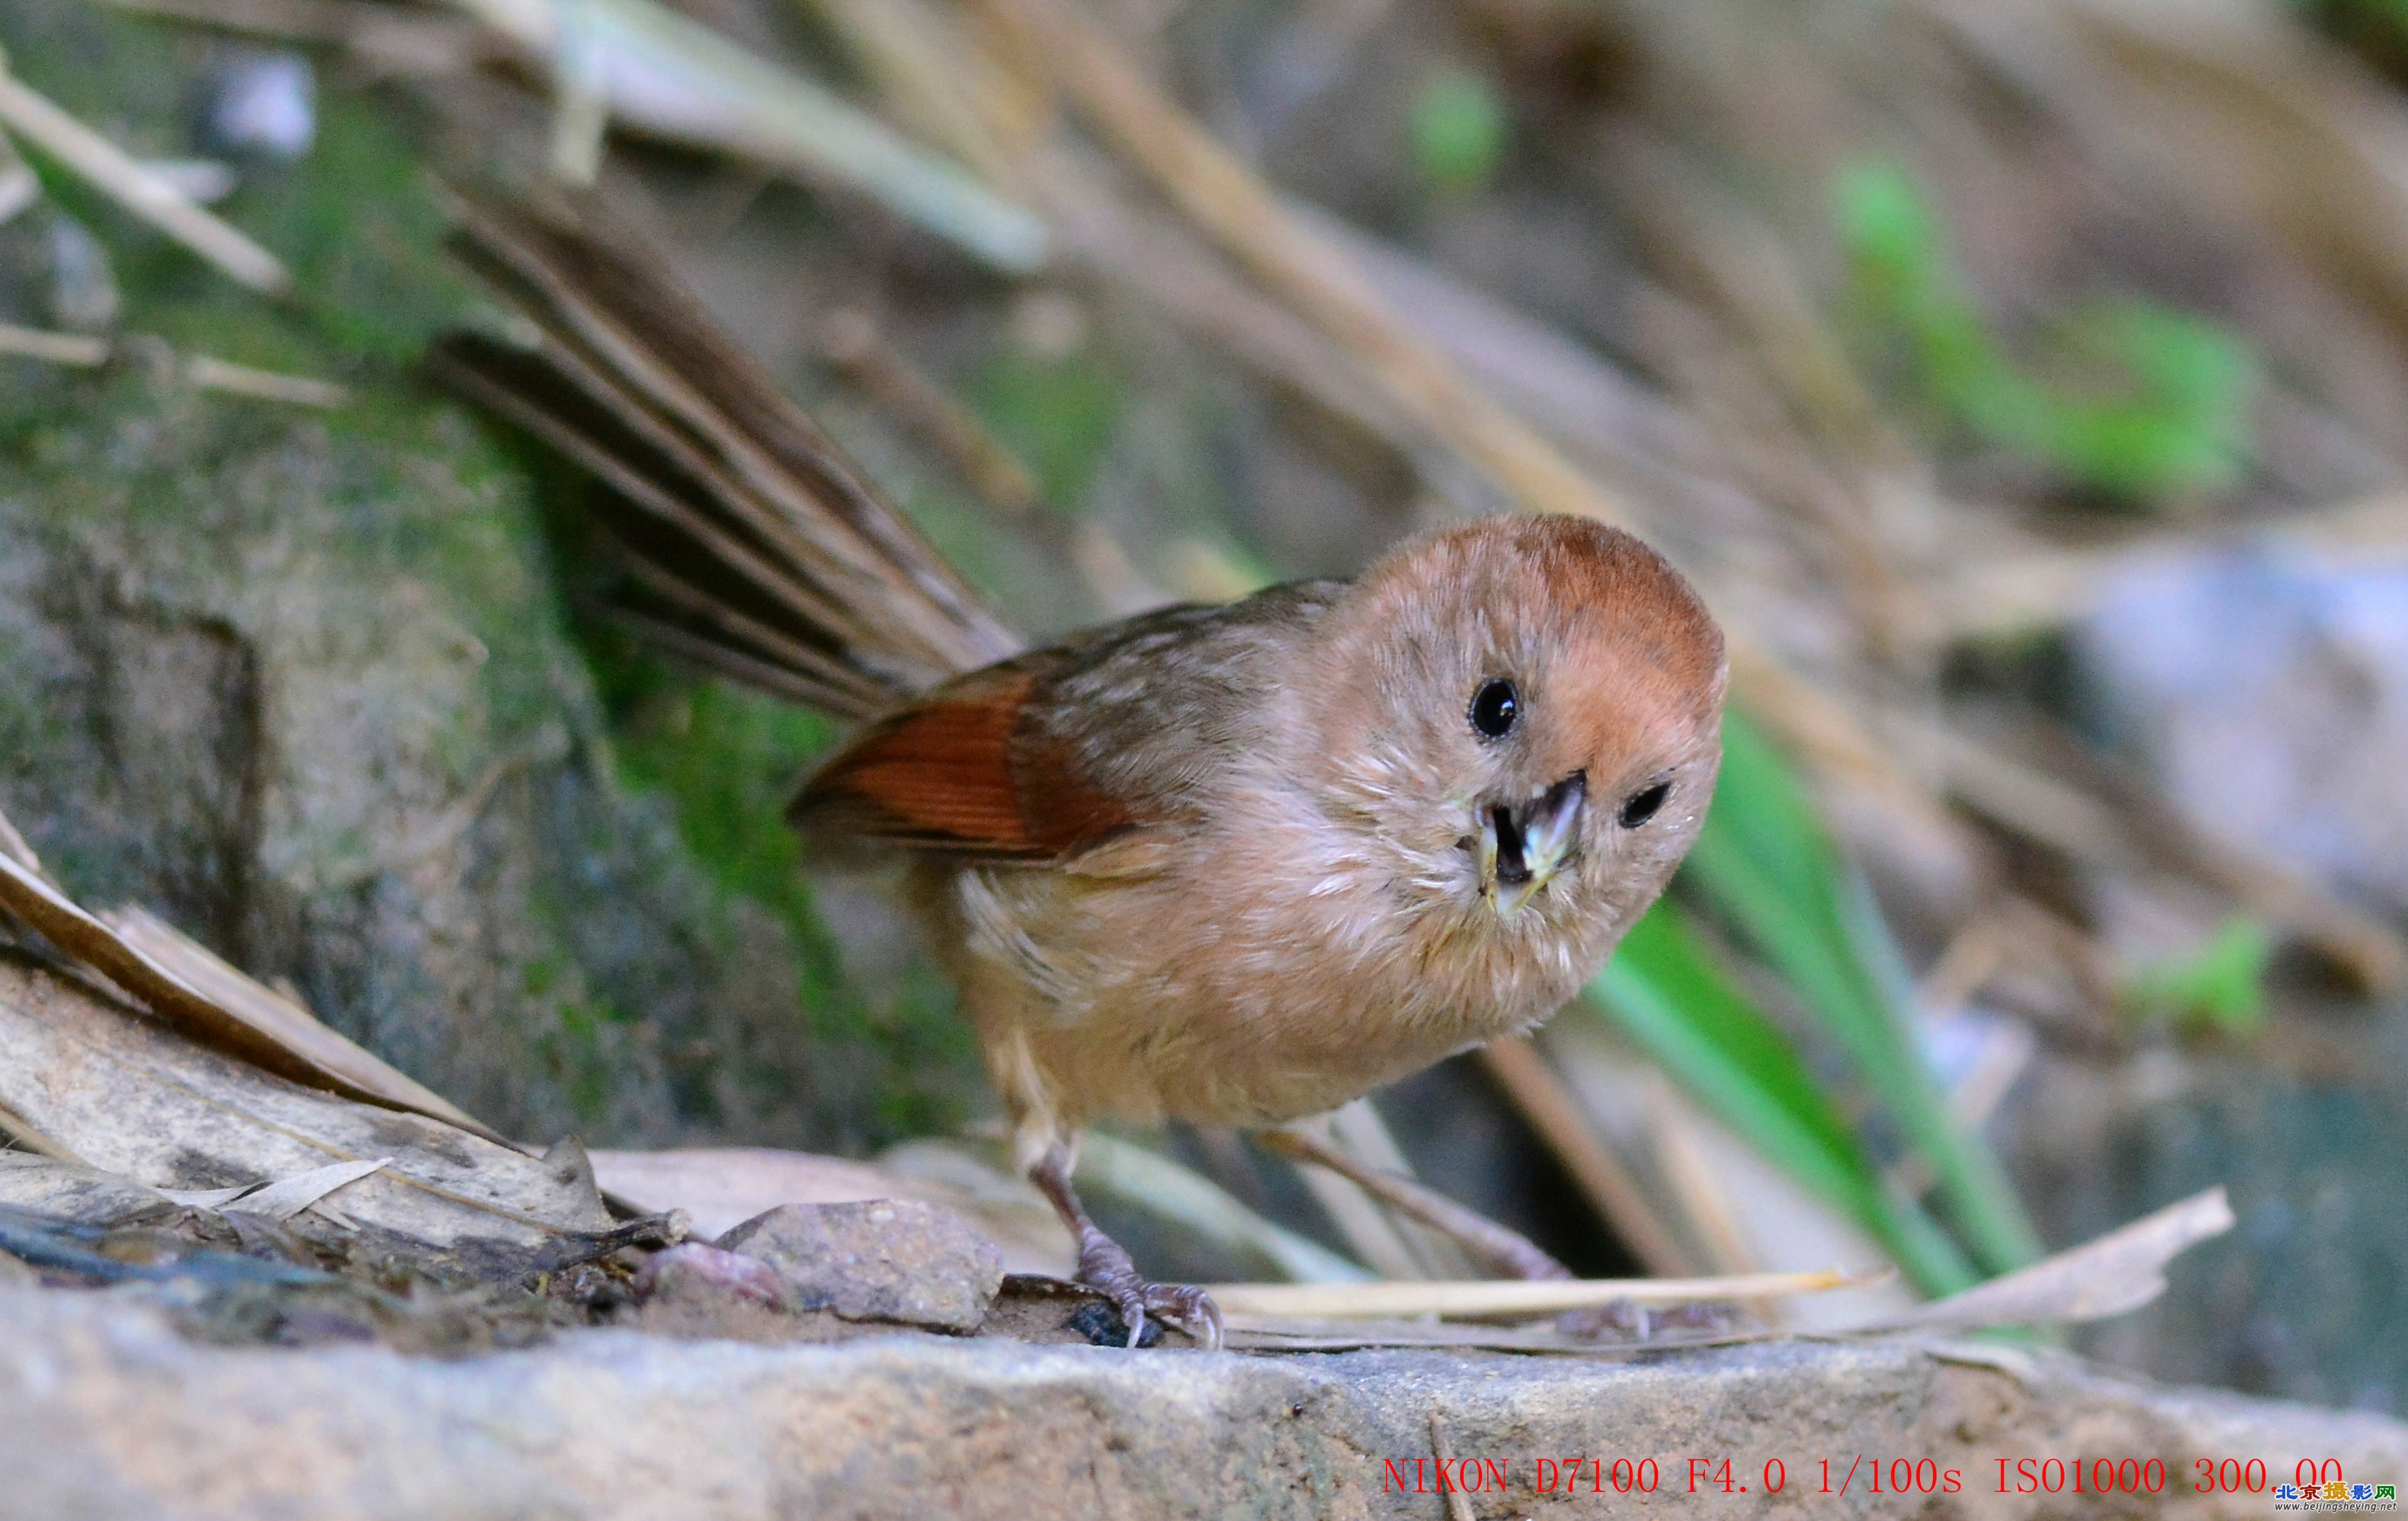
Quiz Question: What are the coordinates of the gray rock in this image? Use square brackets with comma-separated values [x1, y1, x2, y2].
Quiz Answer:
[717, 1199, 1004, 1333]
[0, 366, 896, 1153]
[0, 1286, 2400, 1519]
[2078, 547, 2408, 914]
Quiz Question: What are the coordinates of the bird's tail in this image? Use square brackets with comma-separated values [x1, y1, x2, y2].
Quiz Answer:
[428, 193, 1020, 721]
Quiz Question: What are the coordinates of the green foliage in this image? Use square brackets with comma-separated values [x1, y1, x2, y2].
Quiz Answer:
[581, 634, 978, 1138]
[1595, 906, 1980, 1293]
[2124, 917, 2272, 1037]
[1409, 67, 1509, 193]
[1592, 711, 2041, 1294]
[1836, 157, 2257, 501]
[596, 665, 842, 914]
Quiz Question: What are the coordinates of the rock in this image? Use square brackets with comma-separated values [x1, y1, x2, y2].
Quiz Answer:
[2077, 546, 2408, 915]
[0, 362, 858, 1151]
[633, 1243, 791, 1312]
[717, 1200, 1003, 1333]
[627, 1243, 828, 1344]
[0, 1286, 2401, 1518]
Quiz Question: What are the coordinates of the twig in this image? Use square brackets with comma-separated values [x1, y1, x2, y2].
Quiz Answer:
[1262, 1125, 1572, 1282]
[0, 322, 107, 367]
[184, 355, 350, 408]
[0, 51, 289, 294]
[1427, 1413, 1477, 1521]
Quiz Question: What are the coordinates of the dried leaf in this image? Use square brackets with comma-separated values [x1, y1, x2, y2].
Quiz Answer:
[0, 953, 611, 1256]
[222, 1157, 392, 1222]
[98, 905, 502, 1139]
[0, 820, 505, 1140]
[1878, 1186, 2235, 1333]
[154, 1183, 256, 1208]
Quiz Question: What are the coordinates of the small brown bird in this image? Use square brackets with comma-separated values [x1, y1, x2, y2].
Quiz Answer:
[437, 201, 1728, 1346]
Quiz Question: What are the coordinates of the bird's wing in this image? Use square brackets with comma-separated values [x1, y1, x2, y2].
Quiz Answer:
[785, 660, 1145, 864]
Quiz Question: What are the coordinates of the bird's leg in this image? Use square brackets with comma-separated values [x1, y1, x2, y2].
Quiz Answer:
[1028, 1141, 1223, 1350]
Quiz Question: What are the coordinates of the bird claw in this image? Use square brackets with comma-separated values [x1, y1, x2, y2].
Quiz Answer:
[1075, 1228, 1223, 1350]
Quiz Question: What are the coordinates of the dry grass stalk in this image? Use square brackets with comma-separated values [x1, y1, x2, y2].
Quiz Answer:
[975, 0, 1636, 531]
[0, 54, 290, 293]
[0, 322, 108, 367]
[1477, 1036, 1698, 1277]
[0, 326, 353, 407]
[820, 308, 1041, 516]
[184, 354, 351, 407]
[1205, 1266, 1863, 1320]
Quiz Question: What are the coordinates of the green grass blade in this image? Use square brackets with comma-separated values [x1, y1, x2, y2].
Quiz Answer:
[1591, 903, 1978, 1295]
[1681, 711, 2041, 1276]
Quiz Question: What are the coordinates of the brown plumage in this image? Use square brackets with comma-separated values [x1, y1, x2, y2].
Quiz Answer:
[434, 196, 1728, 1347]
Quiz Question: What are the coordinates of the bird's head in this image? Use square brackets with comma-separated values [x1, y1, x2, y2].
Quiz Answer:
[1297, 515, 1727, 952]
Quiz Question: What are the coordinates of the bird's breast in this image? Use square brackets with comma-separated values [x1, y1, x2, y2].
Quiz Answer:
[931, 802, 1624, 1128]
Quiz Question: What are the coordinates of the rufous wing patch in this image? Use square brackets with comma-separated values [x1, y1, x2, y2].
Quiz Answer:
[787, 666, 1134, 861]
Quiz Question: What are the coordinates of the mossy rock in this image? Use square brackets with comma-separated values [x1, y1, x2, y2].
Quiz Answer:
[0, 0, 980, 1151]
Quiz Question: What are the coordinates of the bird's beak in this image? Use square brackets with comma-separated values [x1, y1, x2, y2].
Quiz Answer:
[1479, 772, 1586, 920]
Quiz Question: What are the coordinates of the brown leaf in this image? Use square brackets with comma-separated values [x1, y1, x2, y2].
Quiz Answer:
[1879, 1186, 2236, 1333]
[0, 954, 610, 1254]
[0, 846, 500, 1138]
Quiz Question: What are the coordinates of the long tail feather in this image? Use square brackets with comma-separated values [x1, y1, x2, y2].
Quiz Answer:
[428, 192, 1021, 720]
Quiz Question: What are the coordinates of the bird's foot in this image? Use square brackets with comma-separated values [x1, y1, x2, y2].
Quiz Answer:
[1073, 1226, 1223, 1350]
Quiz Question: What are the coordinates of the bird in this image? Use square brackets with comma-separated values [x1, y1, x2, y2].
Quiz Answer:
[433, 196, 1729, 1348]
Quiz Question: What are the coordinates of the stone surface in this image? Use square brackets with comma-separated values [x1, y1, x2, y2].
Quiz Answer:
[717, 1199, 1005, 1333]
[0, 1287, 2401, 1519]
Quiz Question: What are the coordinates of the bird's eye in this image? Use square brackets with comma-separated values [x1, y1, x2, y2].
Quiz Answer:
[1618, 781, 1670, 828]
[1468, 678, 1520, 740]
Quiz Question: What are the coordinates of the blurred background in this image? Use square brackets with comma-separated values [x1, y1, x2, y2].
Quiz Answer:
[0, 0, 2404, 1410]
